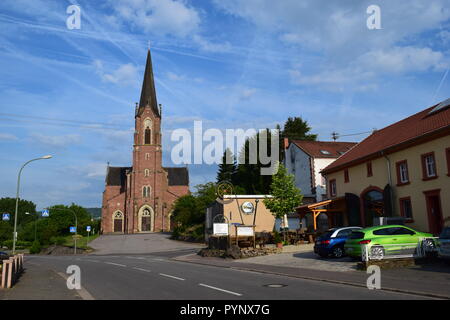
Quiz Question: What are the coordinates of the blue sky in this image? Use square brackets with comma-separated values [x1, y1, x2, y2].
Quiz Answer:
[0, 0, 449, 209]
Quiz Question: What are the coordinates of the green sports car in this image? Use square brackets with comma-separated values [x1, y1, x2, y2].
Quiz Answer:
[344, 225, 435, 260]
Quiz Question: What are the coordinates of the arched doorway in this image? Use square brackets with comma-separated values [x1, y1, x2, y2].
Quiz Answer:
[138, 205, 154, 232]
[113, 211, 124, 233]
[362, 188, 384, 227]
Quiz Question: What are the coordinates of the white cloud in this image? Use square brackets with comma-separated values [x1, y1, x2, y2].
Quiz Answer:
[109, 0, 200, 38]
[0, 133, 18, 141]
[30, 133, 82, 148]
[94, 60, 139, 86]
[239, 88, 258, 100]
[193, 35, 232, 52]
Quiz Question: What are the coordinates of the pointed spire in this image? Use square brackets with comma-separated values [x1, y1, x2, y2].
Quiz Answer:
[138, 49, 160, 117]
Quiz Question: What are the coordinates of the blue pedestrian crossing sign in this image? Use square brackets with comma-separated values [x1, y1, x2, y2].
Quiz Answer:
[70, 226, 76, 233]
[41, 209, 49, 217]
[2, 213, 10, 221]
[86, 226, 91, 232]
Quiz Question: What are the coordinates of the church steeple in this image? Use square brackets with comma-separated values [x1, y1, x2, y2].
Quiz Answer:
[137, 49, 160, 118]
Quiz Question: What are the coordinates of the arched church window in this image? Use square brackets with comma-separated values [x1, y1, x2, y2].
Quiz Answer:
[142, 186, 151, 198]
[144, 119, 152, 145]
[144, 169, 150, 177]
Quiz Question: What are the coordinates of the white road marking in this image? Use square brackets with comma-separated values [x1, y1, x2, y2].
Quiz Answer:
[198, 283, 242, 296]
[105, 262, 127, 267]
[133, 267, 151, 273]
[153, 258, 166, 262]
[86, 259, 100, 263]
[159, 273, 185, 281]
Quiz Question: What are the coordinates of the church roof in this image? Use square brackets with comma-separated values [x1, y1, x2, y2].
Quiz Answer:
[164, 167, 189, 186]
[137, 49, 160, 117]
[106, 166, 131, 187]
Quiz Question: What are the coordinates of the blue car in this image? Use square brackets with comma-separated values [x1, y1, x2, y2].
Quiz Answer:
[314, 227, 362, 258]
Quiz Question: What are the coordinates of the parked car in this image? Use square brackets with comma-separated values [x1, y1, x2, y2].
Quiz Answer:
[0, 251, 9, 261]
[437, 227, 450, 260]
[344, 225, 434, 260]
[314, 227, 362, 258]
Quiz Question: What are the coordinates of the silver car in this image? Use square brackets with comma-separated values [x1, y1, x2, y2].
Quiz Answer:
[437, 227, 450, 260]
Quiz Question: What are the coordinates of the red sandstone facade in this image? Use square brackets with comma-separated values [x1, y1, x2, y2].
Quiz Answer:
[101, 50, 189, 234]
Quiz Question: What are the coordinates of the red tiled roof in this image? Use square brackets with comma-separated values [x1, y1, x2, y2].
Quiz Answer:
[291, 140, 357, 158]
[322, 100, 450, 174]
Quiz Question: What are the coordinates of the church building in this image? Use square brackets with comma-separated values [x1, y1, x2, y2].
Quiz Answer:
[101, 49, 189, 234]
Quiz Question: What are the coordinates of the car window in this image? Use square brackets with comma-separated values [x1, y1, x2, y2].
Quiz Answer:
[349, 231, 365, 239]
[392, 227, 415, 235]
[373, 228, 394, 235]
[336, 229, 353, 237]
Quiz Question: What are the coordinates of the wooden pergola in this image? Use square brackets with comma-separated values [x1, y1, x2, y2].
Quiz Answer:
[296, 197, 346, 231]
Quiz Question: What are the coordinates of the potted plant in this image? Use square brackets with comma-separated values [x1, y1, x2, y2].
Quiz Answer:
[273, 231, 283, 248]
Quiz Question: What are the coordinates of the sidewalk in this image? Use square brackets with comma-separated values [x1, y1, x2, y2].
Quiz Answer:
[0, 260, 82, 300]
[173, 252, 450, 299]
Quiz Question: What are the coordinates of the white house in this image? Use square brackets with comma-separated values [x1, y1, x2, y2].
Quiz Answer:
[284, 139, 357, 204]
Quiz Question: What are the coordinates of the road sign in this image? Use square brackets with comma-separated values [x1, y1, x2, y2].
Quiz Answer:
[86, 226, 91, 232]
[2, 213, 10, 221]
[42, 209, 49, 217]
[70, 226, 77, 233]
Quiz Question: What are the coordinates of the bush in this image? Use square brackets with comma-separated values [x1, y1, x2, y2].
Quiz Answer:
[29, 240, 41, 254]
[2, 240, 31, 249]
[49, 236, 66, 246]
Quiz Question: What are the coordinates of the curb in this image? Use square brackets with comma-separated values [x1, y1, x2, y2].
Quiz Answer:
[171, 255, 450, 300]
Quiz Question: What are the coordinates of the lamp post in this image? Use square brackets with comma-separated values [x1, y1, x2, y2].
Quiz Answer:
[13, 155, 52, 254]
[46, 207, 78, 254]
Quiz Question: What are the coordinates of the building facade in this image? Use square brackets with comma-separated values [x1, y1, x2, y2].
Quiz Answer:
[284, 140, 356, 203]
[321, 99, 450, 235]
[101, 50, 189, 234]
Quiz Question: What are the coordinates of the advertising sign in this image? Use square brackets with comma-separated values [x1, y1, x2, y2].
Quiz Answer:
[236, 226, 254, 236]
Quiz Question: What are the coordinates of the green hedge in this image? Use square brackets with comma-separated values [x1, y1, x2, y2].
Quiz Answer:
[2, 240, 32, 250]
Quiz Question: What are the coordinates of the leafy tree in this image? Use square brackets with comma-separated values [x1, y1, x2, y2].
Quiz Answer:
[0, 221, 13, 243]
[216, 148, 237, 184]
[0, 197, 37, 229]
[263, 163, 303, 220]
[281, 117, 317, 141]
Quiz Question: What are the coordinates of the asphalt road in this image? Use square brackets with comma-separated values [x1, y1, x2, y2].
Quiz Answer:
[25, 253, 435, 300]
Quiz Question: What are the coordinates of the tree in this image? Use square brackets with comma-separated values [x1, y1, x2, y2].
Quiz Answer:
[234, 129, 278, 194]
[282, 117, 317, 141]
[216, 148, 237, 184]
[0, 197, 37, 229]
[263, 162, 303, 220]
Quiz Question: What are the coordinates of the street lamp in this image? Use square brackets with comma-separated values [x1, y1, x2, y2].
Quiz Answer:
[13, 155, 52, 254]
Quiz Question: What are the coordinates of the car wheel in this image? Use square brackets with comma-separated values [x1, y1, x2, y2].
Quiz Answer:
[332, 246, 344, 258]
[370, 246, 384, 260]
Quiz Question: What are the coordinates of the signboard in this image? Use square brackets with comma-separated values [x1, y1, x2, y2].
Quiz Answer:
[236, 226, 254, 236]
[2, 213, 10, 221]
[86, 226, 91, 232]
[241, 201, 254, 214]
[42, 209, 49, 217]
[213, 223, 229, 236]
[70, 226, 77, 233]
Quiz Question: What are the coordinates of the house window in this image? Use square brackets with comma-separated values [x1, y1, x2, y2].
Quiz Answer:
[446, 147, 450, 176]
[367, 162, 373, 177]
[145, 153, 150, 160]
[396, 160, 409, 185]
[144, 169, 150, 177]
[421, 152, 437, 180]
[142, 186, 151, 198]
[329, 179, 337, 197]
[399, 197, 413, 221]
[344, 169, 349, 183]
